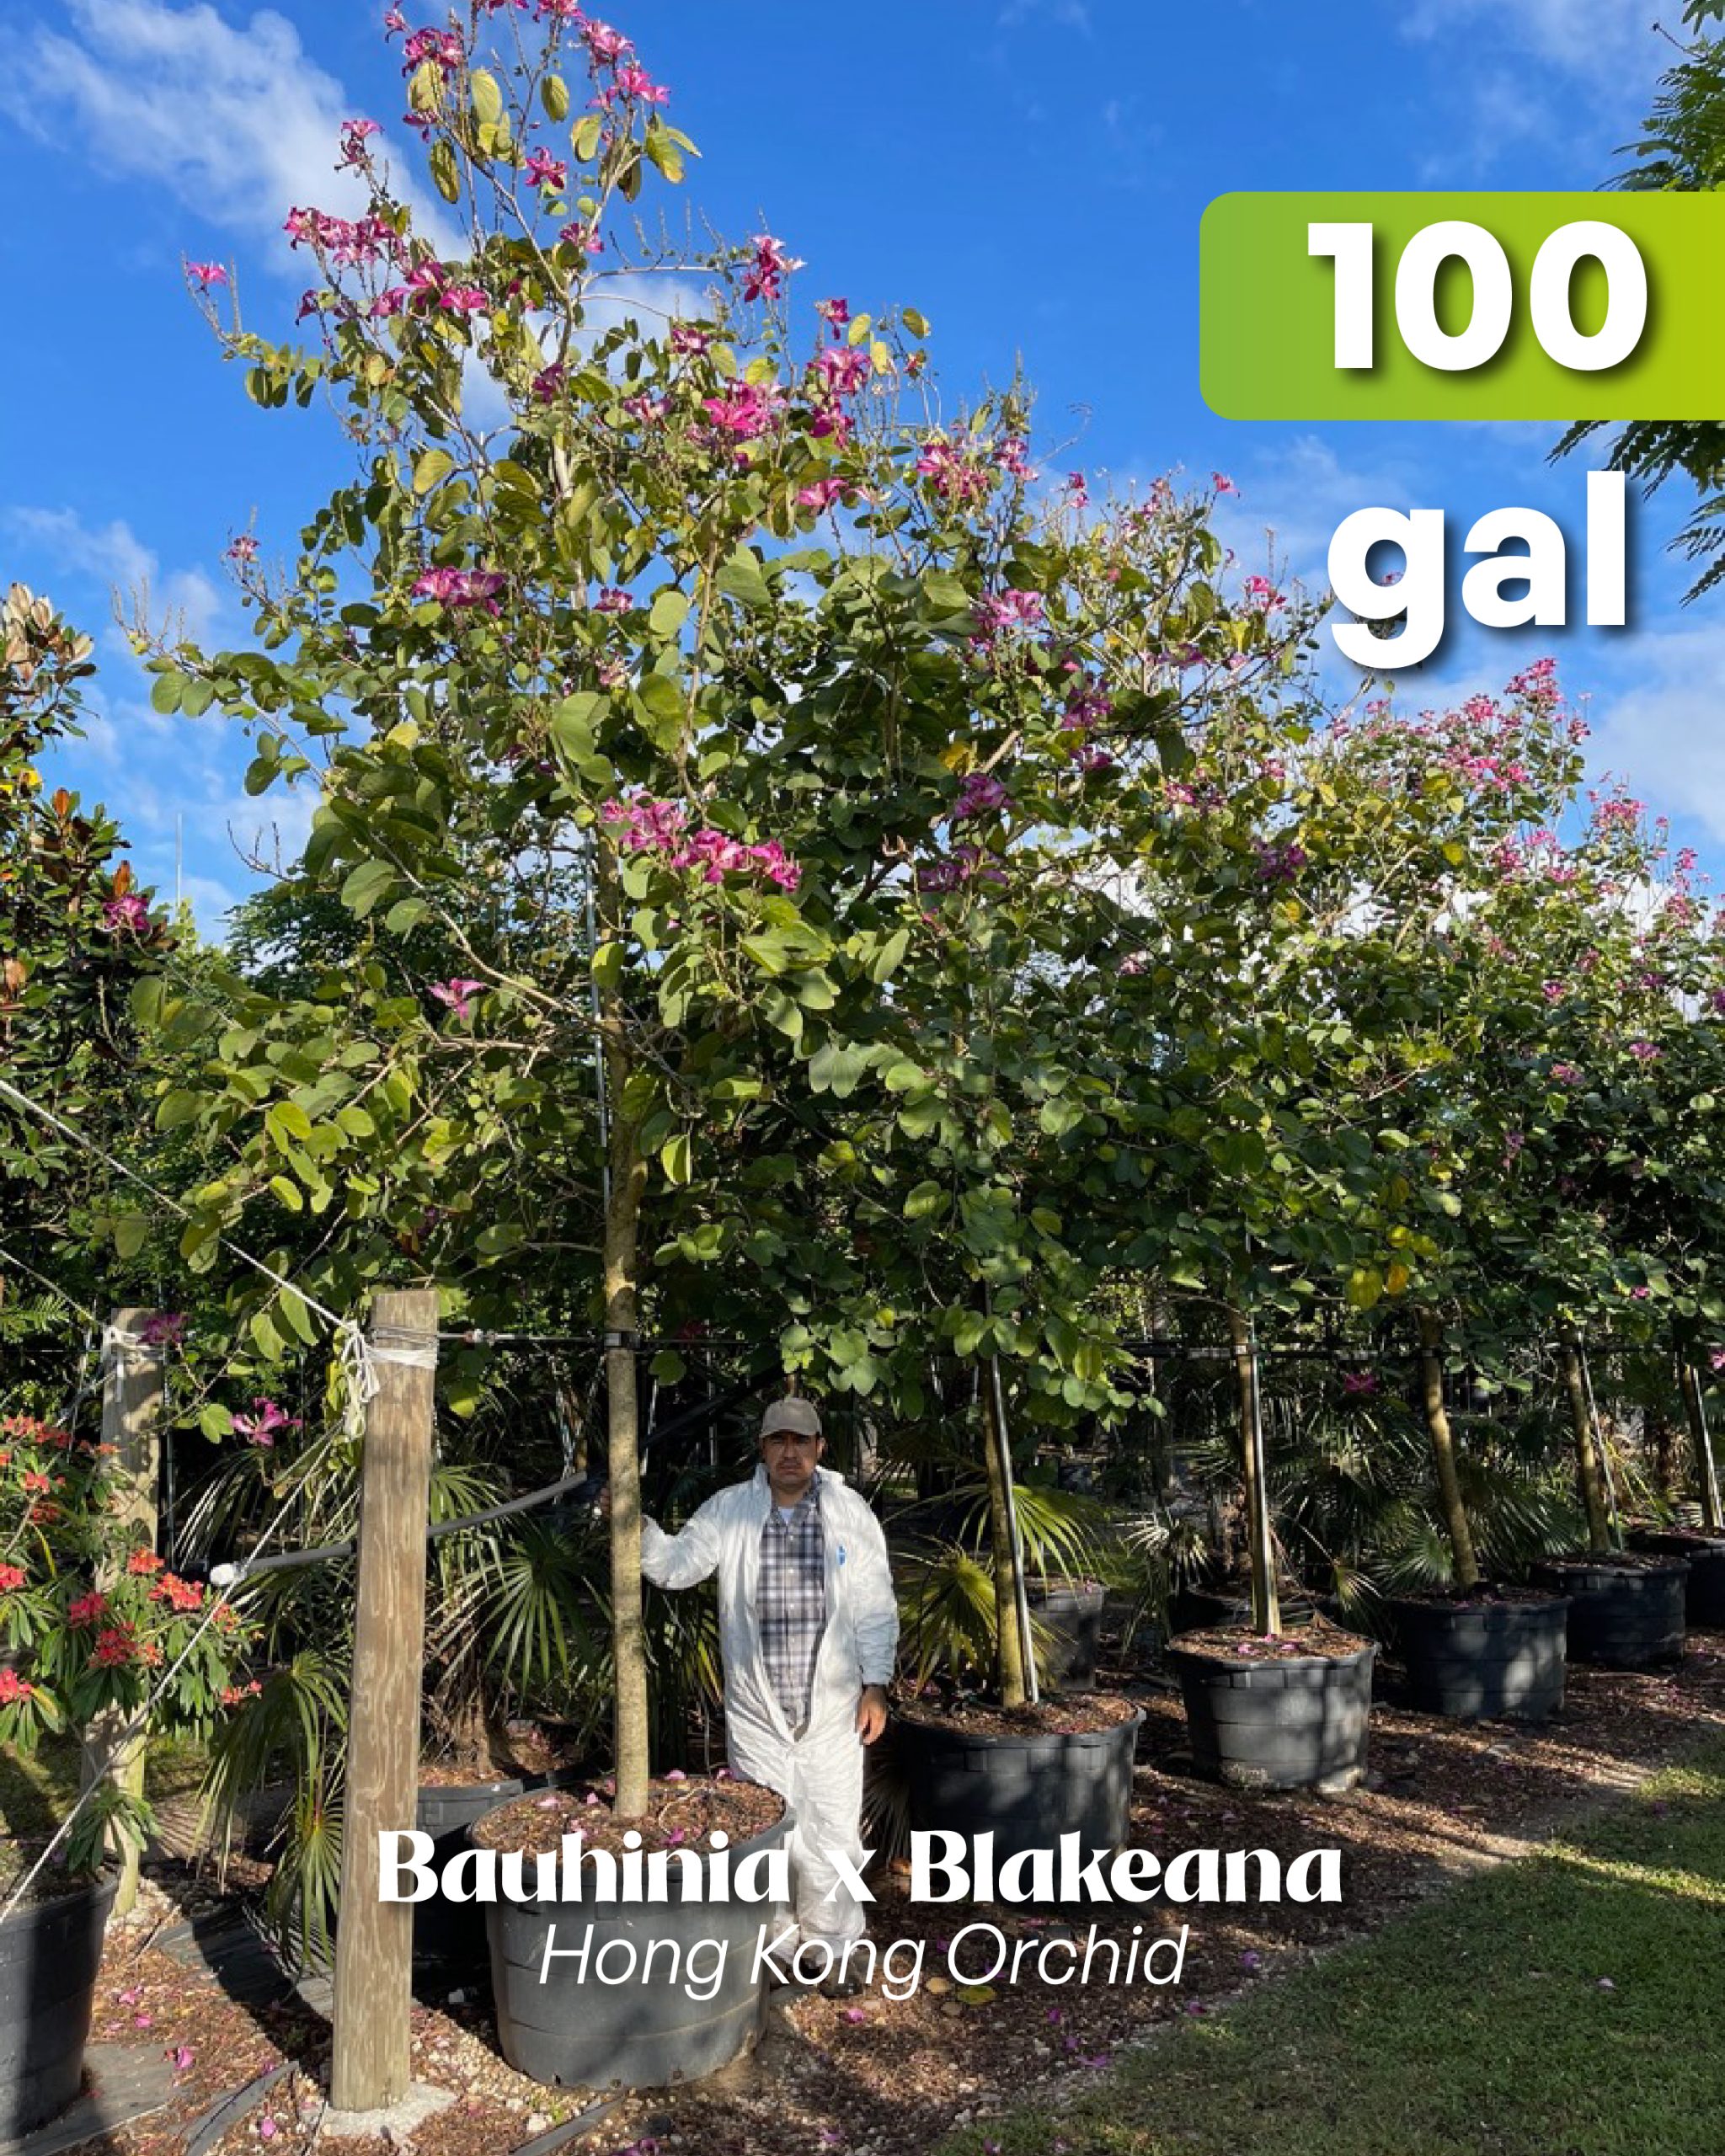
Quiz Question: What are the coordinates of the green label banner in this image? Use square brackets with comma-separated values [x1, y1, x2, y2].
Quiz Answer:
[1201, 192, 1725, 419]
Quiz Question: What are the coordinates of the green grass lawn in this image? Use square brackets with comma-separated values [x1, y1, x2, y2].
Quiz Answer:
[947, 1742, 1725, 2156]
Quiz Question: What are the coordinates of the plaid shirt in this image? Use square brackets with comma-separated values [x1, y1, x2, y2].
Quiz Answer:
[759, 1476, 827, 1732]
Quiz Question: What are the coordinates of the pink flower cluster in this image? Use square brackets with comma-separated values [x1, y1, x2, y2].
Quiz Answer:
[102, 893, 151, 935]
[917, 845, 1007, 896]
[232, 1399, 300, 1449]
[413, 566, 507, 612]
[431, 978, 486, 1021]
[339, 117, 382, 167]
[602, 798, 801, 892]
[951, 770, 1011, 822]
[702, 382, 786, 440]
[743, 233, 804, 305]
[972, 589, 1044, 641]
[1254, 841, 1307, 885]
[1242, 574, 1284, 613]
[914, 435, 991, 507]
[401, 25, 464, 76]
[284, 205, 399, 270]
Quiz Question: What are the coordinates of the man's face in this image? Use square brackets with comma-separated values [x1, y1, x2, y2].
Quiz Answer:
[761, 1427, 824, 1500]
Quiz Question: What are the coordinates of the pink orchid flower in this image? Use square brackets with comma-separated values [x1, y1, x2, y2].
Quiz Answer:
[430, 978, 486, 1022]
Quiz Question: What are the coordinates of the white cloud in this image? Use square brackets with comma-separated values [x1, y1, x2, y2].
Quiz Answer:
[1584, 617, 1725, 846]
[1402, 0, 1654, 83]
[5, 505, 223, 646]
[0, 0, 460, 268]
[1213, 433, 1428, 596]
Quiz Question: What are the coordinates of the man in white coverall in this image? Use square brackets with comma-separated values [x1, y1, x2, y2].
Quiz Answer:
[636, 1396, 897, 1994]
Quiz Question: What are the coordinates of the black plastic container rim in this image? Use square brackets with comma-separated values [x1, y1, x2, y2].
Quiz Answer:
[1163, 1637, 1377, 1675]
[0, 1864, 119, 1939]
[893, 1706, 1146, 1753]
[1390, 1592, 1571, 1619]
[466, 1790, 795, 1896]
[1537, 1556, 1690, 1581]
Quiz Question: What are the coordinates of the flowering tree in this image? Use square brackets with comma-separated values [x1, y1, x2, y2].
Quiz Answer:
[0, 587, 170, 1285]
[0, 1410, 251, 1876]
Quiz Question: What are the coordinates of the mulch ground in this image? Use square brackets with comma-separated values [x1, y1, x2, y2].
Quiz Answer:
[51, 1624, 1725, 2156]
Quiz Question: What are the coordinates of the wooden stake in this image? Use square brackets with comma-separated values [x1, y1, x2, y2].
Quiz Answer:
[83, 1308, 165, 1916]
[1418, 1310, 1480, 1590]
[330, 1291, 438, 2116]
[1680, 1359, 1723, 1533]
[1231, 1308, 1280, 1636]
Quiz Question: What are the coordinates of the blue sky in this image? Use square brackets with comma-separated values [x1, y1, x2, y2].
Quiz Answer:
[4, 0, 1720, 932]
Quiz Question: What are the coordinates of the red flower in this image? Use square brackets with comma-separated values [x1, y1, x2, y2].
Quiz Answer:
[92, 1626, 139, 1668]
[126, 1549, 166, 1576]
[0, 1563, 25, 1593]
[0, 1669, 33, 1704]
[67, 1591, 109, 1627]
[149, 1574, 204, 1614]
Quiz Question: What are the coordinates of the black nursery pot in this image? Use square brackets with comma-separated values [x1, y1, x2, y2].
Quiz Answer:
[1028, 1579, 1108, 1692]
[1533, 1556, 1689, 1669]
[1170, 1584, 1315, 1636]
[1391, 1594, 1569, 1722]
[484, 1802, 793, 2091]
[0, 1869, 118, 2138]
[897, 1708, 1144, 1890]
[1165, 1636, 1375, 1792]
[1627, 1530, 1725, 1627]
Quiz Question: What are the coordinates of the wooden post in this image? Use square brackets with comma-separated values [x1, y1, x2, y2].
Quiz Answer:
[330, 1291, 438, 2116]
[83, 1308, 164, 1916]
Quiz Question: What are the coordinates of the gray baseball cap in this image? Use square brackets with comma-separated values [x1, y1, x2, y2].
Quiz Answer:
[761, 1396, 823, 1438]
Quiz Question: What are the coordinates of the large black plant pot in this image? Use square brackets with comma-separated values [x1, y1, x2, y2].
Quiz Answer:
[1391, 1594, 1569, 1722]
[412, 1770, 585, 1974]
[0, 1869, 118, 2138]
[485, 1803, 793, 2090]
[1533, 1557, 1689, 1669]
[1170, 1584, 1315, 1636]
[1028, 1580, 1108, 1692]
[1628, 1530, 1725, 1627]
[1166, 1636, 1375, 1791]
[897, 1709, 1144, 1890]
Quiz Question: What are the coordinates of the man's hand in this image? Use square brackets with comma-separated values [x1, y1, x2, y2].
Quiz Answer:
[856, 1684, 889, 1744]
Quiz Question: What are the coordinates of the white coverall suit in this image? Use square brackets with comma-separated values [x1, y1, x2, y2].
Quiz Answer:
[640, 1464, 898, 1945]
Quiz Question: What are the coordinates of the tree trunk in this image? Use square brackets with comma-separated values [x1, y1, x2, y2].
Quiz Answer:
[1561, 1334, 1611, 1555]
[981, 1364, 1030, 1708]
[1680, 1357, 1723, 1533]
[603, 1035, 651, 1817]
[1418, 1310, 1480, 1589]
[1230, 1306, 1280, 1636]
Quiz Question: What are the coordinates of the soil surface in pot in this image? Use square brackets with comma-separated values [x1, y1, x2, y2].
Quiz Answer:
[0, 1846, 104, 1912]
[1628, 1525, 1725, 1551]
[469, 1774, 782, 1859]
[1171, 1614, 1370, 1662]
[894, 1690, 1141, 1737]
[1397, 1584, 1563, 1609]
[1544, 1550, 1685, 1573]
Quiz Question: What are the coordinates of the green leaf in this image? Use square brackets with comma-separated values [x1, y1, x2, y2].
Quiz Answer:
[651, 1348, 687, 1384]
[903, 1180, 947, 1220]
[660, 1132, 692, 1185]
[112, 1214, 150, 1260]
[470, 67, 504, 125]
[340, 860, 397, 918]
[269, 1174, 304, 1213]
[249, 1308, 286, 1360]
[870, 928, 911, 984]
[920, 570, 972, 616]
[572, 112, 602, 162]
[198, 1403, 233, 1442]
[644, 121, 684, 182]
[413, 447, 455, 494]
[649, 587, 690, 639]
[430, 137, 461, 204]
[384, 897, 430, 935]
[541, 73, 570, 121]
[155, 1090, 201, 1132]
[717, 547, 772, 611]
[265, 1100, 313, 1147]
[150, 671, 184, 716]
[280, 1289, 318, 1346]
